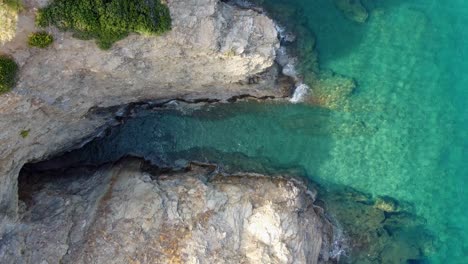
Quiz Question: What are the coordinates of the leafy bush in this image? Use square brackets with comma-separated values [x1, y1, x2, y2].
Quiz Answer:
[0, 55, 18, 94]
[36, 0, 171, 49]
[28, 31, 54, 48]
[20, 129, 30, 138]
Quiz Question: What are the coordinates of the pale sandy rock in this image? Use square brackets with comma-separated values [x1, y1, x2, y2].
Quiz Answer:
[0, 0, 283, 226]
[0, 2, 18, 45]
[0, 159, 333, 263]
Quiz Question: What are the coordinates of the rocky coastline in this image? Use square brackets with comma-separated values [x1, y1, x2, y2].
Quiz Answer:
[0, 0, 288, 224]
[0, 0, 333, 263]
[0, 0, 433, 263]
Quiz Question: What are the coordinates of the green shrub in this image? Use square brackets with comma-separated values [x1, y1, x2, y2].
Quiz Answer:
[36, 0, 171, 50]
[0, 55, 18, 94]
[28, 31, 54, 48]
[20, 129, 30, 138]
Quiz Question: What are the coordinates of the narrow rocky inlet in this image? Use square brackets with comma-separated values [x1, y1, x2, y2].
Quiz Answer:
[0, 0, 336, 263]
[1, 0, 466, 263]
[4, 134, 431, 263]
[14, 99, 430, 263]
[0, 0, 284, 223]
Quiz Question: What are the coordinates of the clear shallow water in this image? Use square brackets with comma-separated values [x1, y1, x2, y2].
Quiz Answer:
[51, 0, 466, 262]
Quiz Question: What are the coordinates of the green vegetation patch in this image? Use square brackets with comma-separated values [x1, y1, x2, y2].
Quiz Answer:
[28, 31, 54, 48]
[20, 129, 30, 138]
[3, 0, 23, 12]
[0, 55, 19, 94]
[36, 0, 171, 49]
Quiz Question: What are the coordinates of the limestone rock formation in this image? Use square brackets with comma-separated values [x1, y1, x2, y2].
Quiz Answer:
[0, 158, 333, 263]
[0, 0, 284, 226]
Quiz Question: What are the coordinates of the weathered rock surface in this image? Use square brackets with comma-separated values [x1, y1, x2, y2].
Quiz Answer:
[0, 0, 284, 226]
[4, 0, 282, 106]
[0, 158, 333, 263]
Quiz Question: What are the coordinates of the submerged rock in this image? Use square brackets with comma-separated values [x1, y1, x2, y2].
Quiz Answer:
[1, 158, 334, 263]
[374, 195, 399, 212]
[320, 187, 434, 263]
[333, 0, 369, 23]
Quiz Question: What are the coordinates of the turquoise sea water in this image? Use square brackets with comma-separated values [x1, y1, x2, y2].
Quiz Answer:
[48, 0, 467, 262]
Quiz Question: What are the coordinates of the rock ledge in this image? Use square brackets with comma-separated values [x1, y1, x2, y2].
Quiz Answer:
[1, 158, 333, 264]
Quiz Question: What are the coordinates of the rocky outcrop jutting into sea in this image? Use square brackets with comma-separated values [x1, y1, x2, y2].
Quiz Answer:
[2, 158, 334, 263]
[0, 0, 286, 227]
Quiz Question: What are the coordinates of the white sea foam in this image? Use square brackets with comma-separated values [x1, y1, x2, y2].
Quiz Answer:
[290, 83, 310, 103]
[275, 24, 285, 35]
[282, 63, 298, 78]
[275, 24, 296, 43]
[276, 46, 289, 66]
[329, 225, 348, 261]
[274, 23, 310, 103]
